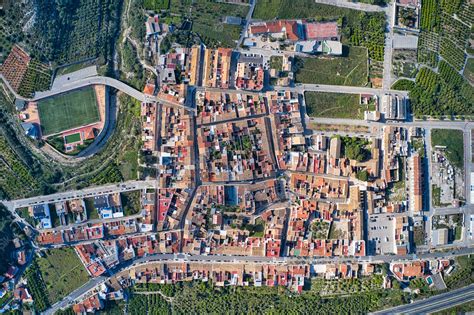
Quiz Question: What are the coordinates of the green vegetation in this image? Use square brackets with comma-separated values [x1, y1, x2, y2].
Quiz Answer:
[120, 281, 412, 313]
[84, 197, 100, 220]
[463, 58, 474, 84]
[410, 65, 474, 117]
[0, 137, 40, 199]
[25, 261, 50, 312]
[433, 300, 474, 314]
[294, 47, 368, 86]
[413, 225, 425, 246]
[431, 129, 464, 169]
[411, 138, 425, 158]
[305, 92, 362, 119]
[31, 0, 122, 67]
[38, 87, 99, 136]
[420, 0, 439, 31]
[56, 60, 97, 76]
[171, 0, 248, 47]
[311, 220, 329, 239]
[444, 255, 474, 290]
[128, 293, 171, 314]
[253, 1, 385, 61]
[310, 275, 384, 296]
[270, 56, 283, 71]
[121, 40, 147, 91]
[17, 59, 52, 98]
[64, 133, 81, 144]
[356, 170, 369, 181]
[392, 79, 415, 91]
[121, 190, 142, 216]
[144, 0, 170, 10]
[36, 248, 89, 304]
[0, 205, 15, 275]
[432, 185, 442, 207]
[341, 136, 370, 162]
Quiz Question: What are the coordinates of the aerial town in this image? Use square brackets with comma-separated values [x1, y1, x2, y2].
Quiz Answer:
[0, 0, 473, 314]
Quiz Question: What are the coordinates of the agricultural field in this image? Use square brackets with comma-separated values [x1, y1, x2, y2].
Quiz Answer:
[36, 248, 89, 304]
[31, 0, 122, 65]
[24, 261, 50, 312]
[463, 58, 474, 84]
[420, 0, 440, 32]
[0, 137, 40, 200]
[305, 92, 363, 119]
[294, 46, 368, 86]
[17, 59, 52, 98]
[170, 0, 248, 47]
[310, 275, 384, 296]
[410, 64, 474, 117]
[0, 2, 32, 64]
[391, 79, 415, 91]
[144, 0, 170, 10]
[38, 87, 100, 136]
[128, 293, 171, 314]
[253, 1, 385, 61]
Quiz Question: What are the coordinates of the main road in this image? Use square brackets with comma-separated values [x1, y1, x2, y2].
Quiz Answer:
[371, 283, 474, 314]
[44, 247, 474, 314]
[7, 75, 195, 113]
[3, 180, 157, 211]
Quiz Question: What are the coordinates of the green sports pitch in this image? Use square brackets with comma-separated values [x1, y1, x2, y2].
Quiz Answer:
[38, 87, 100, 136]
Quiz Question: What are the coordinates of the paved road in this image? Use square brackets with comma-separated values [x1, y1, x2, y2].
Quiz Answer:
[237, 0, 256, 47]
[307, 116, 474, 131]
[45, 247, 474, 314]
[382, 1, 394, 90]
[288, 83, 408, 97]
[372, 284, 474, 315]
[4, 180, 157, 210]
[6, 74, 195, 113]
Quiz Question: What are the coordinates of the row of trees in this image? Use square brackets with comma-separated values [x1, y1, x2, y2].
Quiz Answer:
[410, 64, 474, 117]
[24, 261, 50, 312]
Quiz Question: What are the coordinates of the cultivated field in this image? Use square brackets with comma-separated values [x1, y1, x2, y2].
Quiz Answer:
[38, 87, 100, 136]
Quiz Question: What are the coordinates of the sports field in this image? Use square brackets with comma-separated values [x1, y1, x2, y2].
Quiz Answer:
[64, 133, 81, 144]
[38, 87, 99, 136]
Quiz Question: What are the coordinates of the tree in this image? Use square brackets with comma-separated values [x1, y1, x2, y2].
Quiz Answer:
[356, 170, 369, 181]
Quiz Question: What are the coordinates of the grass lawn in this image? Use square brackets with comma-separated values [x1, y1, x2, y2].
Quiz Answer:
[36, 248, 89, 304]
[171, 0, 248, 47]
[431, 129, 464, 169]
[38, 87, 99, 136]
[294, 46, 368, 86]
[463, 58, 474, 84]
[64, 133, 81, 144]
[305, 92, 363, 119]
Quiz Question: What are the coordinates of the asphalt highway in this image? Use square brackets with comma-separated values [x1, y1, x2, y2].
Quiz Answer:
[372, 284, 474, 314]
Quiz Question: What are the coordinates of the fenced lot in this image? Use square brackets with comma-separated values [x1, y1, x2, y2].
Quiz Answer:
[38, 87, 99, 136]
